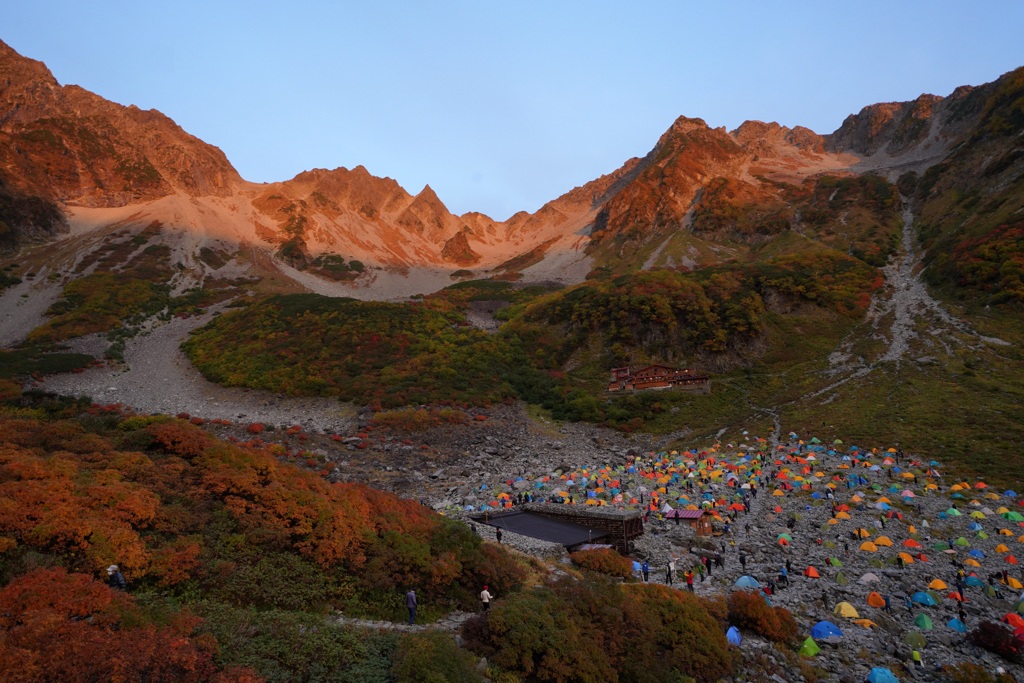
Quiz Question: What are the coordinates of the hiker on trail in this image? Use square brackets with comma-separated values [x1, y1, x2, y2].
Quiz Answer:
[480, 585, 493, 612]
[697, 561, 706, 582]
[685, 570, 694, 592]
[883, 595, 892, 613]
[406, 589, 417, 625]
[642, 561, 650, 582]
[106, 565, 126, 591]
[739, 553, 747, 570]
[496, 528, 503, 544]
[665, 565, 673, 586]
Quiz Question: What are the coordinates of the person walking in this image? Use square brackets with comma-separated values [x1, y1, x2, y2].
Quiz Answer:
[641, 561, 650, 582]
[685, 570, 694, 592]
[107, 565, 126, 591]
[496, 528, 503, 544]
[406, 588, 417, 625]
[665, 565, 673, 586]
[739, 552, 747, 570]
[480, 585, 493, 612]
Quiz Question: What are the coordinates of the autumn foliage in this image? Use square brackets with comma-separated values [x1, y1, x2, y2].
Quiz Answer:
[569, 548, 635, 579]
[0, 567, 255, 682]
[726, 590, 799, 644]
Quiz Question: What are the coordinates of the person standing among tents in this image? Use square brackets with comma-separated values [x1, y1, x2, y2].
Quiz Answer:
[739, 552, 747, 570]
[642, 561, 649, 582]
[697, 561, 706, 583]
[883, 594, 892, 613]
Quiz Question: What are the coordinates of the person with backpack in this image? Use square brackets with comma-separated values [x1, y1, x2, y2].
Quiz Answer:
[106, 565, 126, 591]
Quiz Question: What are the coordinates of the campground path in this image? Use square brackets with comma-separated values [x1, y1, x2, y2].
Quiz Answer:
[33, 310, 357, 433]
[331, 610, 474, 633]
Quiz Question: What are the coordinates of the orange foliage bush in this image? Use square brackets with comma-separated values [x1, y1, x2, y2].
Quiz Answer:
[569, 548, 634, 579]
[0, 568, 257, 683]
[727, 590, 799, 643]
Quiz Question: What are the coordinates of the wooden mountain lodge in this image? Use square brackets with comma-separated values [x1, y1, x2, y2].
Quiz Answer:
[607, 365, 709, 393]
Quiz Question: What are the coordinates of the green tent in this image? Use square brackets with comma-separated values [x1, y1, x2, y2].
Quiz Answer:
[824, 540, 837, 549]
[828, 557, 843, 567]
[954, 537, 971, 547]
[977, 531, 989, 540]
[914, 613, 934, 630]
[1003, 511, 1024, 522]
[926, 590, 942, 603]
[810, 437, 821, 444]
[1014, 601, 1024, 614]
[903, 631, 927, 649]
[984, 585, 998, 598]
[869, 559, 885, 569]
[946, 508, 962, 516]
[932, 542, 951, 551]
[799, 637, 821, 657]
[833, 439, 843, 445]
[835, 572, 848, 586]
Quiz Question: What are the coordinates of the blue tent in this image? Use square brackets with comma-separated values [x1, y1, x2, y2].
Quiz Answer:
[735, 576, 761, 589]
[632, 561, 642, 572]
[1006, 490, 1018, 498]
[727, 626, 742, 646]
[911, 592, 937, 606]
[969, 549, 985, 559]
[867, 668, 900, 683]
[964, 576, 984, 588]
[968, 522, 983, 531]
[810, 621, 843, 639]
[947, 618, 968, 633]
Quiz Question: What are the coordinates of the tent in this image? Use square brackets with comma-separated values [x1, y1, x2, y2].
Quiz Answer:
[914, 613, 934, 630]
[911, 592, 937, 606]
[799, 637, 820, 657]
[804, 566, 820, 578]
[867, 668, 900, 683]
[811, 621, 843, 639]
[928, 579, 948, 590]
[859, 573, 881, 584]
[852, 618, 877, 629]
[726, 626, 742, 646]
[947, 618, 968, 633]
[860, 541, 879, 553]
[735, 576, 761, 589]
[897, 552, 915, 565]
[866, 592, 886, 608]
[874, 536, 893, 547]
[834, 602, 860, 618]
[903, 631, 927, 649]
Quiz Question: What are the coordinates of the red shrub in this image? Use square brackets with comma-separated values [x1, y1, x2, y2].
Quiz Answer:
[727, 590, 799, 644]
[570, 548, 634, 579]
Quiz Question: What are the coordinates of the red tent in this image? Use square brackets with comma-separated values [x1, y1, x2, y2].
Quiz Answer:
[804, 566, 820, 578]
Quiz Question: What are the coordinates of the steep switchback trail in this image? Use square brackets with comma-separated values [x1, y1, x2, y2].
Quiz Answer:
[816, 200, 1009, 398]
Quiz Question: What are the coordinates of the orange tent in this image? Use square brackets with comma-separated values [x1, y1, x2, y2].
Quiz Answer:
[903, 539, 923, 548]
[866, 592, 886, 608]
[804, 566, 820, 578]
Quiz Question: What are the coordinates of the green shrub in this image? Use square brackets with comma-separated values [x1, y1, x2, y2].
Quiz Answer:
[391, 630, 484, 683]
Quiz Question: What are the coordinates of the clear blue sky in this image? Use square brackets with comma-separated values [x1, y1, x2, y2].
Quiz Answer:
[5, 1, 1023, 219]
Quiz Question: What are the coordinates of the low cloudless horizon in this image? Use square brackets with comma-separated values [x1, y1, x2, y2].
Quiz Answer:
[5, 1, 1024, 220]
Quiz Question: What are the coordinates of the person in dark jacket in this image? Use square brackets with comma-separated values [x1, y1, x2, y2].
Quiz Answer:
[107, 565, 126, 591]
[406, 589, 417, 625]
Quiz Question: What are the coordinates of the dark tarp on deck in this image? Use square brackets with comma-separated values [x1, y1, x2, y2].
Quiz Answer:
[474, 510, 609, 547]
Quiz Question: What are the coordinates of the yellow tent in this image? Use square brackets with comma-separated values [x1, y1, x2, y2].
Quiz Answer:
[997, 507, 1011, 514]
[854, 528, 872, 539]
[852, 618, 878, 628]
[908, 525, 917, 534]
[1018, 535, 1024, 543]
[996, 544, 1010, 553]
[833, 602, 860, 618]
[860, 542, 879, 552]
[826, 518, 839, 525]
[999, 529, 1014, 536]
[1008, 577, 1023, 590]
[898, 552, 915, 565]
[836, 511, 852, 520]
[875, 536, 894, 547]
[773, 489, 786, 497]
[965, 559, 982, 568]
[851, 494, 863, 503]
[877, 497, 892, 504]
[900, 472, 915, 479]
[970, 511, 987, 519]
[925, 484, 939, 491]
[986, 493, 1001, 500]
[928, 579, 948, 590]
[951, 484, 964, 491]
